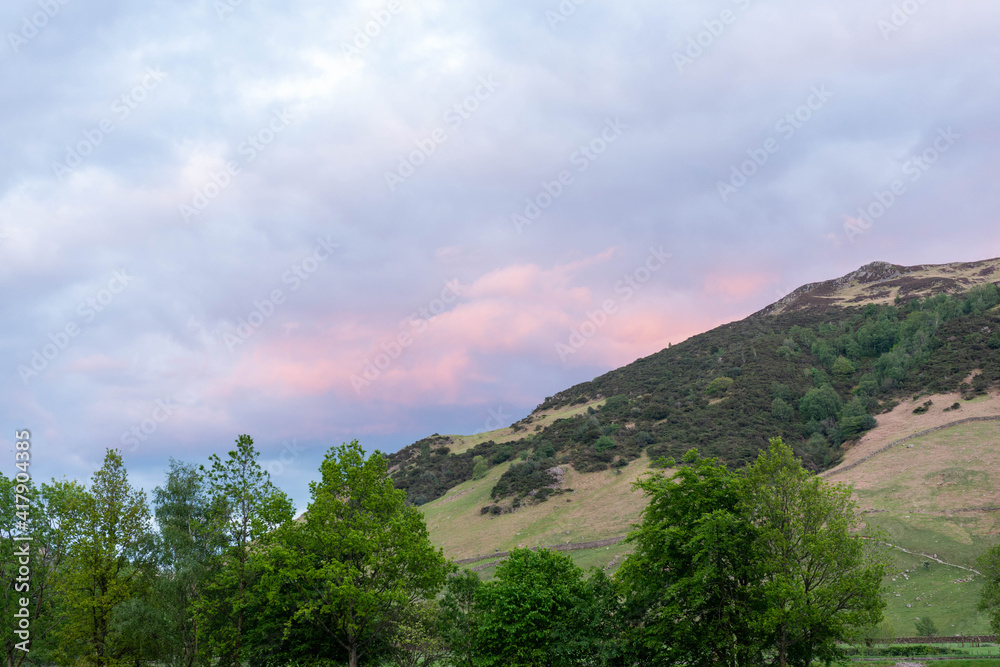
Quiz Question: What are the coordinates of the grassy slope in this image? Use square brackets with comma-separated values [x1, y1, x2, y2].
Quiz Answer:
[421, 452, 651, 561]
[833, 413, 1000, 635]
[441, 398, 607, 455]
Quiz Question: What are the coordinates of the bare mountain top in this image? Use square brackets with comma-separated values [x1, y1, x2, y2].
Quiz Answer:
[756, 258, 1000, 317]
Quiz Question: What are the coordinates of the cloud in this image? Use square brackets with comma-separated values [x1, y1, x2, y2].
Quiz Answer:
[2, 0, 999, 510]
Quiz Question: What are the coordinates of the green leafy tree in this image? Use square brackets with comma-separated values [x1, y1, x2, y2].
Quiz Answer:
[471, 456, 488, 480]
[840, 397, 877, 440]
[705, 376, 735, 397]
[831, 356, 856, 381]
[1, 475, 88, 665]
[438, 569, 481, 667]
[799, 385, 843, 421]
[979, 543, 1000, 635]
[743, 439, 890, 667]
[152, 459, 215, 666]
[197, 436, 293, 667]
[771, 397, 794, 421]
[618, 450, 766, 667]
[914, 617, 938, 637]
[619, 440, 889, 667]
[474, 548, 596, 667]
[255, 440, 452, 667]
[57, 449, 157, 666]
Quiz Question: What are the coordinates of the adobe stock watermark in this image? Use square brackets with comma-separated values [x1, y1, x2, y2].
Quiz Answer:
[384, 75, 501, 192]
[213, 0, 247, 21]
[340, 0, 404, 60]
[7, 0, 72, 54]
[511, 117, 627, 234]
[224, 236, 339, 352]
[179, 107, 297, 222]
[119, 391, 197, 452]
[264, 439, 306, 476]
[556, 247, 671, 362]
[843, 126, 958, 244]
[716, 85, 833, 202]
[52, 68, 168, 181]
[878, 0, 933, 40]
[674, 0, 752, 73]
[473, 406, 513, 435]
[17, 270, 133, 385]
[545, 0, 587, 31]
[351, 280, 462, 394]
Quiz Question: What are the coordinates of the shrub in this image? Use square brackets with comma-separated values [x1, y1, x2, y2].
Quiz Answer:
[799, 385, 843, 421]
[771, 398, 793, 422]
[472, 455, 488, 480]
[594, 436, 617, 452]
[705, 377, 734, 397]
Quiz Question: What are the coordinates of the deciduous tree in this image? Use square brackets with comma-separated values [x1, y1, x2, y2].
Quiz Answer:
[256, 440, 451, 667]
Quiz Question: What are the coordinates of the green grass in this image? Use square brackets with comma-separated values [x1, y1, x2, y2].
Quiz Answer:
[421, 453, 651, 561]
[875, 546, 991, 635]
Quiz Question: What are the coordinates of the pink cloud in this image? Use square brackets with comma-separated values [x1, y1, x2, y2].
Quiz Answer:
[703, 271, 777, 301]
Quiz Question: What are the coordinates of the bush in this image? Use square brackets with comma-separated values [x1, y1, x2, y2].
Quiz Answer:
[594, 436, 617, 452]
[771, 398, 794, 422]
[799, 385, 843, 421]
[472, 455, 488, 480]
[705, 377, 734, 397]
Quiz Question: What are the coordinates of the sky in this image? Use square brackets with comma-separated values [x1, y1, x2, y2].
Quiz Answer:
[2, 0, 999, 512]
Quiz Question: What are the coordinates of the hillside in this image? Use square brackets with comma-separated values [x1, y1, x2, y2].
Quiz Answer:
[399, 257, 1000, 631]
[391, 258, 1000, 509]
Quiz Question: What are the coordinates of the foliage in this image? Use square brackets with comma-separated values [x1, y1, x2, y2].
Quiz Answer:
[471, 455, 488, 480]
[0, 475, 86, 666]
[56, 448, 157, 667]
[979, 542, 1000, 635]
[254, 440, 453, 667]
[619, 439, 890, 667]
[197, 435, 293, 667]
[473, 548, 596, 667]
[706, 376, 735, 396]
[490, 459, 558, 500]
[438, 570, 481, 667]
[914, 616, 939, 637]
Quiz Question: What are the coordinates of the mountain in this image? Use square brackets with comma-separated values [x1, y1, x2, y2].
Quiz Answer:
[390, 257, 1000, 633]
[390, 257, 1000, 504]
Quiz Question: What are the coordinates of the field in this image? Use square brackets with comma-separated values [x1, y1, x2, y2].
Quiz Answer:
[833, 408, 1000, 636]
[420, 449, 651, 561]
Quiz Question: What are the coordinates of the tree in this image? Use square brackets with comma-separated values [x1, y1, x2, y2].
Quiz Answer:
[799, 385, 843, 421]
[742, 439, 890, 667]
[471, 456, 488, 480]
[150, 459, 215, 666]
[197, 436, 293, 667]
[840, 398, 877, 440]
[915, 617, 938, 637]
[0, 475, 87, 666]
[474, 548, 603, 667]
[438, 569, 481, 667]
[619, 440, 890, 667]
[831, 356, 856, 381]
[706, 376, 735, 397]
[771, 397, 794, 421]
[978, 543, 1000, 635]
[618, 450, 766, 667]
[57, 449, 156, 666]
[255, 440, 452, 667]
